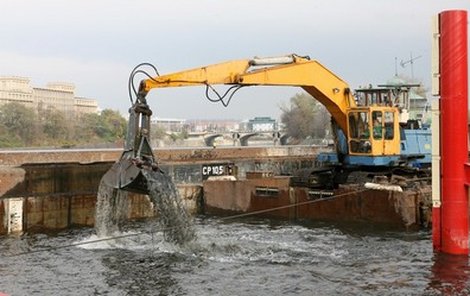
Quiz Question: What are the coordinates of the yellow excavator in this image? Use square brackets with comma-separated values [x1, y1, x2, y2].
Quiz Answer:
[103, 54, 431, 193]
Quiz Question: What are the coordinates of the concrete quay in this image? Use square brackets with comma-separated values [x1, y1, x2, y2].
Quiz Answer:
[0, 146, 322, 166]
[0, 146, 322, 234]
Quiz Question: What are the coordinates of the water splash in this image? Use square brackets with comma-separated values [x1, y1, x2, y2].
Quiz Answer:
[95, 179, 129, 237]
[95, 170, 196, 246]
[143, 169, 196, 246]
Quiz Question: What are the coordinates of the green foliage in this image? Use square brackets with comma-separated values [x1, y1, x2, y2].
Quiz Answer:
[280, 92, 330, 141]
[42, 109, 68, 140]
[0, 103, 37, 146]
[0, 103, 128, 148]
[180, 129, 189, 140]
[152, 125, 168, 140]
[78, 109, 127, 142]
[98, 109, 127, 141]
[79, 113, 102, 141]
[168, 132, 184, 142]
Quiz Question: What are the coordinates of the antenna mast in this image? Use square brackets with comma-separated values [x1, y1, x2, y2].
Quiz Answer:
[400, 52, 422, 79]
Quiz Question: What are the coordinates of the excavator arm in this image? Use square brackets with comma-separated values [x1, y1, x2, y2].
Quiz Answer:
[137, 54, 355, 133]
[104, 54, 404, 193]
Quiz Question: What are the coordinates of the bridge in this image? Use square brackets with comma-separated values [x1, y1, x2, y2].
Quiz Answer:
[185, 131, 290, 147]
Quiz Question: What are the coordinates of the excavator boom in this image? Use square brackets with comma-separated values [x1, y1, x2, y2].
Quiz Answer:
[138, 54, 355, 133]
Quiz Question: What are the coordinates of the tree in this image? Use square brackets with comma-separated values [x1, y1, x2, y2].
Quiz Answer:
[78, 109, 127, 143]
[152, 125, 167, 140]
[74, 112, 101, 143]
[99, 109, 127, 141]
[280, 92, 330, 142]
[42, 108, 68, 141]
[0, 104, 128, 148]
[0, 102, 37, 146]
[0, 124, 23, 147]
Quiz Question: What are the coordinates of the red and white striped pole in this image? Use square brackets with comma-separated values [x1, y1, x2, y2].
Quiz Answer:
[433, 10, 469, 255]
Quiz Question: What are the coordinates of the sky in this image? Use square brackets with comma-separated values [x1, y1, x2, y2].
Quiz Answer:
[1, 0, 469, 121]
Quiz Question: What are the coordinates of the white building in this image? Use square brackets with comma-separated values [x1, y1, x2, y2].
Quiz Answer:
[186, 119, 240, 133]
[0, 76, 98, 115]
[152, 117, 186, 132]
[247, 117, 278, 132]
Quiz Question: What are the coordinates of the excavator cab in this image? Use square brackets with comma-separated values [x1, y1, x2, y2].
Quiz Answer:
[347, 85, 401, 160]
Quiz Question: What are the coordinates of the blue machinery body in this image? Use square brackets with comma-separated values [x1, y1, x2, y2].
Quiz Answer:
[318, 127, 432, 167]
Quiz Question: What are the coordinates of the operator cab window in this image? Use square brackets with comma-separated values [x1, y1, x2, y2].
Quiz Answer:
[348, 111, 371, 154]
[348, 112, 369, 138]
[384, 111, 394, 140]
[372, 111, 383, 140]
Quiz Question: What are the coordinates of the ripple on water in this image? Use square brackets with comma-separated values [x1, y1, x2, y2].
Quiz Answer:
[1, 218, 468, 295]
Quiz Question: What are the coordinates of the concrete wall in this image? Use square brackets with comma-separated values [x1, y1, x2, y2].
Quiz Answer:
[0, 147, 319, 234]
[0, 162, 159, 233]
[0, 146, 323, 166]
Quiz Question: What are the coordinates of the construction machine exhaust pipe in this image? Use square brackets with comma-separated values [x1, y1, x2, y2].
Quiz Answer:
[102, 99, 159, 194]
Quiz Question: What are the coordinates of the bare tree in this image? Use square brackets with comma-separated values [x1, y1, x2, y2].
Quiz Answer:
[280, 92, 330, 143]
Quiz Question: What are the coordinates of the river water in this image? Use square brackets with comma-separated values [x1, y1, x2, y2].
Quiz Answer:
[1, 217, 469, 295]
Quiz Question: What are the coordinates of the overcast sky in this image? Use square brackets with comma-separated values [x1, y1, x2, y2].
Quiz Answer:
[1, 0, 469, 120]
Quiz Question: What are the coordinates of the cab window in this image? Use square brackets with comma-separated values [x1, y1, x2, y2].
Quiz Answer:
[384, 111, 394, 140]
[348, 113, 359, 138]
[372, 111, 383, 140]
[348, 111, 371, 154]
[348, 111, 369, 139]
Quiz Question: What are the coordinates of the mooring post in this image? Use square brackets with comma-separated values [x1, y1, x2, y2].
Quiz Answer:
[433, 10, 469, 255]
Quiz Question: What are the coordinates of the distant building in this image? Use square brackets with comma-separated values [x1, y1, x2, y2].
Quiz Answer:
[152, 117, 280, 133]
[247, 117, 278, 132]
[186, 119, 240, 133]
[152, 117, 186, 132]
[0, 76, 98, 115]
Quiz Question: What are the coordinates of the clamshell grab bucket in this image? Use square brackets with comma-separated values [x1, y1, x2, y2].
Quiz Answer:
[102, 159, 150, 194]
[102, 101, 158, 194]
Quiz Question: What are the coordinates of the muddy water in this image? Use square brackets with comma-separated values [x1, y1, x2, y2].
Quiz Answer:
[95, 179, 129, 237]
[95, 170, 195, 246]
[142, 169, 196, 245]
[1, 218, 469, 296]
[1, 171, 469, 295]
